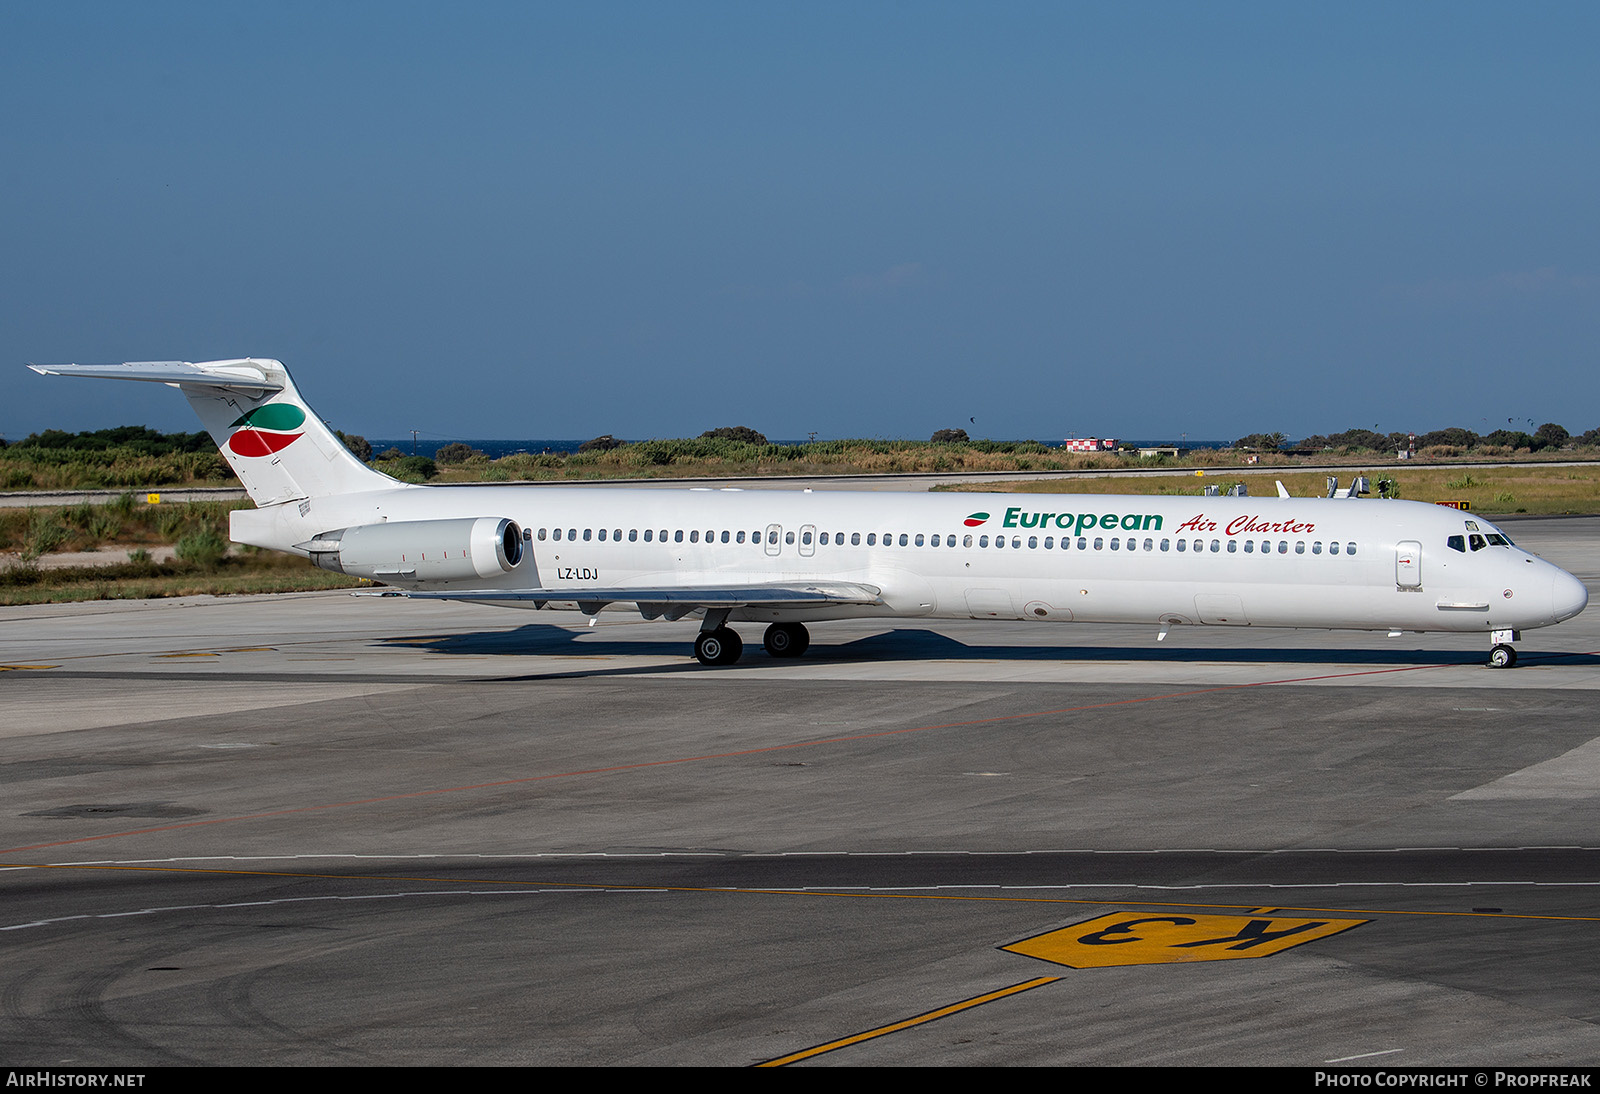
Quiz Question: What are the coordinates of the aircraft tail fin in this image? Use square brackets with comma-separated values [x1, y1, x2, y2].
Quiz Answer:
[28, 359, 403, 506]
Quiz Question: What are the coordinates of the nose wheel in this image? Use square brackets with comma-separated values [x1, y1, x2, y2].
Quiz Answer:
[763, 622, 810, 658]
[1487, 629, 1520, 669]
[693, 627, 744, 666]
[1488, 643, 1517, 669]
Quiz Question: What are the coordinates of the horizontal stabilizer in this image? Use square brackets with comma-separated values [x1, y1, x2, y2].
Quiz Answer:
[28, 360, 284, 390]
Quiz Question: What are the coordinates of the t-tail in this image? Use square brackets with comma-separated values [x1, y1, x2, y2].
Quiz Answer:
[27, 359, 402, 505]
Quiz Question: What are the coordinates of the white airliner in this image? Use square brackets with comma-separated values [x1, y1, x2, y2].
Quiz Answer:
[30, 359, 1589, 668]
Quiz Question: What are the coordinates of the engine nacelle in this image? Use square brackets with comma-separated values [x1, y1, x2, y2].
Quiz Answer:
[302, 517, 524, 583]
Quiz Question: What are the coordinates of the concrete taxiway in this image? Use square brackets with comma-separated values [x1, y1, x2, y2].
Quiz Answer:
[1, 516, 1598, 1065]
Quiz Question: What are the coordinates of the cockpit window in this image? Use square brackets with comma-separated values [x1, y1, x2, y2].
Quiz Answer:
[1469, 534, 1487, 551]
[1447, 535, 1465, 553]
[1486, 533, 1511, 547]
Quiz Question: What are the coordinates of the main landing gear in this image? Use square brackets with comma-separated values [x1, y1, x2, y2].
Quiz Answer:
[762, 622, 810, 659]
[1487, 629, 1521, 669]
[693, 627, 743, 666]
[690, 618, 812, 666]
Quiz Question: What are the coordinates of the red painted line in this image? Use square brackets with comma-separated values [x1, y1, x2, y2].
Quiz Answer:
[0, 658, 1470, 855]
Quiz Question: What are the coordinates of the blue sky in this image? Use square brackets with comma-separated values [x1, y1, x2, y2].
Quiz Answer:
[4, 2, 1597, 443]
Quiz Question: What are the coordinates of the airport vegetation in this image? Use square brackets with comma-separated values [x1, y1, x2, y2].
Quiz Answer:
[946, 464, 1600, 516]
[9, 422, 1600, 490]
[0, 495, 363, 604]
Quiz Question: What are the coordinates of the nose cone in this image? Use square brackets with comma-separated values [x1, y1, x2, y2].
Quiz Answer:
[1553, 569, 1589, 623]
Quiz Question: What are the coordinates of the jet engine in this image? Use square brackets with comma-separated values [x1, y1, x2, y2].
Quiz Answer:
[301, 517, 524, 583]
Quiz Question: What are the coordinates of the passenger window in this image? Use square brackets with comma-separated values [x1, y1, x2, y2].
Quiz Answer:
[1243, 540, 1253, 553]
[1044, 536, 1054, 549]
[539, 528, 548, 541]
[644, 529, 653, 542]
[690, 530, 699, 543]
[1030, 536, 1039, 549]
[1347, 542, 1357, 555]
[1294, 541, 1303, 554]
[852, 532, 862, 546]
[1312, 541, 1322, 554]
[1210, 540, 1220, 552]
[1109, 537, 1119, 550]
[1160, 539, 1169, 551]
[1093, 537, 1104, 550]
[946, 535, 956, 547]
[629, 529, 638, 542]
[719, 530, 729, 543]
[614, 529, 621, 540]
[674, 530, 683, 543]
[963, 535, 973, 547]
[1177, 539, 1186, 552]
[737, 530, 746, 543]
[598, 529, 607, 541]
[1144, 538, 1153, 551]
[1078, 537, 1087, 550]
[583, 529, 593, 541]
[1227, 539, 1237, 553]
[1329, 541, 1339, 554]
[979, 535, 989, 547]
[786, 531, 795, 545]
[868, 533, 877, 546]
[996, 536, 1006, 549]
[1278, 541, 1288, 554]
[899, 533, 909, 546]
[915, 534, 924, 546]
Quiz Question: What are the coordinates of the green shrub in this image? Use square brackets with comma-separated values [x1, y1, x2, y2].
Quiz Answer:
[175, 528, 229, 568]
[21, 514, 67, 561]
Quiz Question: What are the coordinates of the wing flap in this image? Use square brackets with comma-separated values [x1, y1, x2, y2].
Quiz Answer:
[400, 581, 882, 611]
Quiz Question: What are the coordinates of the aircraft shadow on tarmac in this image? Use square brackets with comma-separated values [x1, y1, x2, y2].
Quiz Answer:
[381, 623, 1600, 669]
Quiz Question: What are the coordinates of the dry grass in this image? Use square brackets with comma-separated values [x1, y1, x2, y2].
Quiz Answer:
[939, 464, 1600, 515]
[0, 552, 366, 605]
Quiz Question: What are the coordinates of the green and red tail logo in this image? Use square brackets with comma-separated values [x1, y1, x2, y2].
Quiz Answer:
[226, 403, 306, 457]
[963, 511, 990, 527]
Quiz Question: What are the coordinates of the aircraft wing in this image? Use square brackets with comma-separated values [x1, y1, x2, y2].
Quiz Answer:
[400, 581, 883, 616]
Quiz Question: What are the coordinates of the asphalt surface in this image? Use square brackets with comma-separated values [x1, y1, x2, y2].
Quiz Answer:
[2, 515, 1598, 1066]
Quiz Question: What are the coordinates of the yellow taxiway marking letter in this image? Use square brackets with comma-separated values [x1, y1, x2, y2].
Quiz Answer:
[1004, 911, 1367, 968]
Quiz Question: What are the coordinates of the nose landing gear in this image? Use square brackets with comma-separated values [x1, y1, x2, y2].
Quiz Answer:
[1487, 629, 1521, 669]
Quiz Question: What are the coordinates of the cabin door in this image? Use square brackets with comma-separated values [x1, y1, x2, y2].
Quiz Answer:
[1395, 541, 1422, 588]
